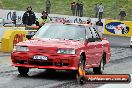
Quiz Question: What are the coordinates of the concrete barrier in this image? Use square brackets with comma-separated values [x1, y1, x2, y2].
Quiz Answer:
[0, 18, 4, 26]
[0, 27, 6, 42]
[1, 30, 28, 52]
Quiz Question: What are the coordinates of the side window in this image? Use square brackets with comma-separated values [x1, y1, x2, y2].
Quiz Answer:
[86, 27, 93, 39]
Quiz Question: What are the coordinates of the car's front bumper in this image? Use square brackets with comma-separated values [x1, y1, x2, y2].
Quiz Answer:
[11, 51, 80, 70]
[12, 64, 78, 70]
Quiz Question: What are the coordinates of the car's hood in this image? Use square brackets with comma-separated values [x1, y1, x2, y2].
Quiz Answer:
[17, 38, 84, 49]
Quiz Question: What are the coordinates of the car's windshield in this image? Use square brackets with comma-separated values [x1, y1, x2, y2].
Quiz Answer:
[34, 23, 85, 41]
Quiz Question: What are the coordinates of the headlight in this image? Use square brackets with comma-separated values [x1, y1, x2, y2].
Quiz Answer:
[57, 49, 75, 54]
[13, 46, 29, 52]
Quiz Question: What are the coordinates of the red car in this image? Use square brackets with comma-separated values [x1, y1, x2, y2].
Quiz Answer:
[11, 23, 111, 75]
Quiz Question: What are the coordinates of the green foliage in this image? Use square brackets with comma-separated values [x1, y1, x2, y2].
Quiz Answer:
[0, 0, 132, 20]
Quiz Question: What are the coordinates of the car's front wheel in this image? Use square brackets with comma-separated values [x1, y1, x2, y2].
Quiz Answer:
[79, 55, 85, 70]
[77, 76, 86, 84]
[93, 57, 104, 74]
[18, 67, 29, 75]
[45, 69, 56, 73]
[77, 55, 86, 76]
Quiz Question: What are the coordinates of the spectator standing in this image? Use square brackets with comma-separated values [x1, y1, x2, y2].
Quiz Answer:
[45, 0, 51, 14]
[71, 1, 76, 16]
[96, 19, 103, 37]
[79, 2, 83, 17]
[22, 6, 36, 26]
[94, 4, 99, 18]
[119, 8, 126, 21]
[98, 3, 104, 19]
[36, 11, 50, 28]
[76, 1, 80, 16]
[11, 11, 17, 27]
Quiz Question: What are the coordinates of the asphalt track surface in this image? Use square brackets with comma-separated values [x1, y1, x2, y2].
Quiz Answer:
[0, 46, 132, 88]
[0, 35, 132, 88]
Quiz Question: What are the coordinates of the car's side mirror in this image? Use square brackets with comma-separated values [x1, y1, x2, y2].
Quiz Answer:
[26, 35, 33, 40]
[84, 38, 95, 45]
[88, 38, 95, 42]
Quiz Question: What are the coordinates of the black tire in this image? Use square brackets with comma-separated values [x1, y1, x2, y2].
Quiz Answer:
[93, 57, 104, 74]
[18, 67, 29, 75]
[79, 55, 85, 70]
[71, 70, 78, 74]
[77, 76, 86, 84]
[45, 69, 56, 73]
[77, 55, 86, 77]
[71, 70, 78, 78]
[130, 45, 132, 48]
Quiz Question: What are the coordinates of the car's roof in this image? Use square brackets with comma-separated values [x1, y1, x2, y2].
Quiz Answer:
[49, 22, 94, 27]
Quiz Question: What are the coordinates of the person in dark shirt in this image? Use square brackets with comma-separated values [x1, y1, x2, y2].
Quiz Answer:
[79, 2, 83, 17]
[11, 11, 17, 27]
[22, 6, 36, 26]
[71, 1, 76, 16]
[119, 9, 126, 21]
[94, 4, 99, 18]
[76, 1, 80, 16]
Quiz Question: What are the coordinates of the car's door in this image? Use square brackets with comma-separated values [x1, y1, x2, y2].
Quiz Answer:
[90, 27, 103, 65]
[85, 27, 97, 67]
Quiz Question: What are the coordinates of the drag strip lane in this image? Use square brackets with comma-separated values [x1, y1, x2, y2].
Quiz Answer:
[0, 47, 132, 88]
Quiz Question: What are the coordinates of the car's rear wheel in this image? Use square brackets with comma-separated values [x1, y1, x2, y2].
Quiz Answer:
[130, 45, 132, 48]
[18, 67, 29, 75]
[93, 56, 105, 74]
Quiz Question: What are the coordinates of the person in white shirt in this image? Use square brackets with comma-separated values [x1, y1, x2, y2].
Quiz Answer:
[98, 3, 104, 19]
